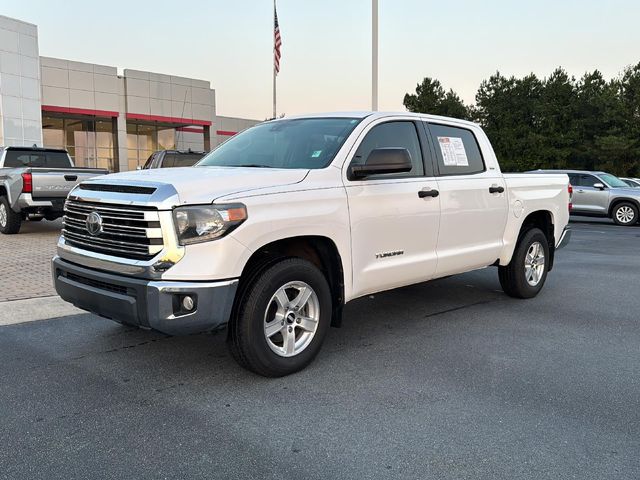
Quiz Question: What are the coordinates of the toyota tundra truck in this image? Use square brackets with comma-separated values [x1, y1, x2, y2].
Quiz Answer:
[52, 112, 572, 376]
[0, 146, 107, 234]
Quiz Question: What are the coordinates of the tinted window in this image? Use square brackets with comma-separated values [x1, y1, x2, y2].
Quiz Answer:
[142, 153, 156, 170]
[579, 174, 599, 187]
[350, 121, 424, 178]
[4, 150, 72, 168]
[568, 174, 580, 186]
[198, 118, 361, 169]
[427, 123, 485, 176]
[161, 153, 204, 168]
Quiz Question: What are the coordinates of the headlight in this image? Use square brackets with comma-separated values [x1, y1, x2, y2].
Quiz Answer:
[173, 204, 247, 245]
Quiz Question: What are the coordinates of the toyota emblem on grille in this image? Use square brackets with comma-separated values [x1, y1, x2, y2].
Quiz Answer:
[86, 211, 103, 236]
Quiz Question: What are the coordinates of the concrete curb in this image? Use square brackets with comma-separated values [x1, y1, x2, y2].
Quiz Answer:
[0, 296, 83, 326]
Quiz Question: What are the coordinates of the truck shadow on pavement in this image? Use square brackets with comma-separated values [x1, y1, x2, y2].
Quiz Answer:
[2, 268, 508, 386]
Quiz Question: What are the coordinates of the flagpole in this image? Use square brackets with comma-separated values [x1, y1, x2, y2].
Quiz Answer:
[273, 0, 277, 118]
[372, 0, 378, 111]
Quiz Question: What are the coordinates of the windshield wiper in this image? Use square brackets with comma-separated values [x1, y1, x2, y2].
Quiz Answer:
[232, 164, 274, 168]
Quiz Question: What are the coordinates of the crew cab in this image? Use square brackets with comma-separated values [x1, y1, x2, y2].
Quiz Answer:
[0, 147, 107, 234]
[52, 112, 571, 376]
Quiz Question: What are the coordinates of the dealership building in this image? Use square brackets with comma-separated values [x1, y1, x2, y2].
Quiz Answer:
[0, 15, 259, 172]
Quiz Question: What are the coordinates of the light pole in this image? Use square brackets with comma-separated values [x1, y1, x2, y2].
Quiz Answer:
[372, 0, 379, 111]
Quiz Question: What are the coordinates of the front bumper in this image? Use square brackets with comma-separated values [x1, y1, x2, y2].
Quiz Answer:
[52, 256, 238, 335]
[556, 226, 572, 250]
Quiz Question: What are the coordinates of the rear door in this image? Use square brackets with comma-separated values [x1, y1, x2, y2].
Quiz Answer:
[572, 174, 609, 214]
[344, 118, 440, 298]
[424, 122, 508, 276]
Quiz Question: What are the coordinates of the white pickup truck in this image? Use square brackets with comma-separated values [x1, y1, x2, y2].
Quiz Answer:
[53, 112, 571, 376]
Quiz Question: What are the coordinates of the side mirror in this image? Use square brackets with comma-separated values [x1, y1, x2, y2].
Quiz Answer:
[350, 148, 412, 179]
[593, 182, 605, 190]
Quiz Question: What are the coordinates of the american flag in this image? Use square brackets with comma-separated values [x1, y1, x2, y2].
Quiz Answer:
[274, 3, 282, 75]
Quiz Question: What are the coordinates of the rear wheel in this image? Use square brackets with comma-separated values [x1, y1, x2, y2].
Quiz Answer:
[228, 258, 332, 377]
[611, 202, 638, 226]
[0, 196, 21, 234]
[499, 228, 549, 299]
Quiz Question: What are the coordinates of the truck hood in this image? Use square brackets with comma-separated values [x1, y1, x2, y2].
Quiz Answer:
[83, 167, 309, 205]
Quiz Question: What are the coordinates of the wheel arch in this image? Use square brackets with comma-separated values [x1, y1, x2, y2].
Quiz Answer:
[233, 235, 346, 328]
[501, 209, 556, 270]
[608, 197, 640, 218]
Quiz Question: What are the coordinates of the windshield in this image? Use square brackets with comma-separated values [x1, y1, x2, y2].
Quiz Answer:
[161, 153, 204, 168]
[599, 173, 630, 188]
[197, 118, 361, 169]
[4, 150, 72, 168]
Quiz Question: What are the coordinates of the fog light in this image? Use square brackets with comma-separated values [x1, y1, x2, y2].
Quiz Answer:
[182, 295, 195, 311]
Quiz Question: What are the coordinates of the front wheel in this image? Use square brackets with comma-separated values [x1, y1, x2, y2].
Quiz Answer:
[0, 196, 22, 234]
[611, 202, 638, 226]
[228, 258, 332, 377]
[499, 228, 549, 299]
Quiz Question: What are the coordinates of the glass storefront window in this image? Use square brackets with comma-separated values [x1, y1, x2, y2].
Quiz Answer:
[42, 114, 117, 171]
[125, 122, 203, 169]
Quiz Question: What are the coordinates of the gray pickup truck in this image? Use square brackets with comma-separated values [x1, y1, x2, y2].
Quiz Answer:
[0, 146, 107, 234]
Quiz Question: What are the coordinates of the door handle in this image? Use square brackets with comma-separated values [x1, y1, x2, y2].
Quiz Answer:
[418, 189, 439, 198]
[577, 189, 585, 193]
[489, 185, 504, 194]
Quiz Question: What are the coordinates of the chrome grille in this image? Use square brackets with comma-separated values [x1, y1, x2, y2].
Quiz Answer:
[62, 199, 164, 260]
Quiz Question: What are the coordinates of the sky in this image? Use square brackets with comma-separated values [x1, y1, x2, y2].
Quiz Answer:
[1, 0, 639, 120]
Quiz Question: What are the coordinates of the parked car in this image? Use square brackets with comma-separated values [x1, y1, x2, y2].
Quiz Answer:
[0, 146, 108, 234]
[532, 170, 640, 226]
[53, 112, 571, 376]
[141, 150, 206, 169]
[620, 177, 640, 188]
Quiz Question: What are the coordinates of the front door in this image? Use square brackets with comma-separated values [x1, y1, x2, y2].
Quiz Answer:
[344, 119, 440, 298]
[571, 173, 610, 214]
[424, 122, 508, 276]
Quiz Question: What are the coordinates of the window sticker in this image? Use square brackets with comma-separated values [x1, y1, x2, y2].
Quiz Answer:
[437, 136, 469, 167]
[311, 150, 322, 158]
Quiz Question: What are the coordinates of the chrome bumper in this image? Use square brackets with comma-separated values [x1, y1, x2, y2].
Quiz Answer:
[53, 256, 238, 335]
[556, 226, 571, 250]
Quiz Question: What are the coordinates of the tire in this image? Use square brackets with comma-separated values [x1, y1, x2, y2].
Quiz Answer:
[228, 258, 332, 377]
[0, 196, 21, 234]
[611, 202, 638, 226]
[499, 228, 549, 299]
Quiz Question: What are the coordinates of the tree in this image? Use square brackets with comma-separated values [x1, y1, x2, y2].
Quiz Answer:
[404, 66, 640, 175]
[403, 78, 470, 120]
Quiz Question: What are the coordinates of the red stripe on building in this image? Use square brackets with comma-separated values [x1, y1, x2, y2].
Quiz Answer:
[42, 105, 119, 118]
[176, 127, 205, 133]
[216, 130, 238, 136]
[126, 113, 212, 126]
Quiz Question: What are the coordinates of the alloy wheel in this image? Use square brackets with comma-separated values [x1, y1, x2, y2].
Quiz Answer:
[0, 203, 7, 227]
[524, 241, 545, 287]
[263, 281, 320, 357]
[615, 205, 636, 224]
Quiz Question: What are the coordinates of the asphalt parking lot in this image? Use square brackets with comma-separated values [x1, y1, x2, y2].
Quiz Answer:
[0, 218, 638, 480]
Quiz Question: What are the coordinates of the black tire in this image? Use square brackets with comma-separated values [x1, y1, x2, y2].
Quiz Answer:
[611, 202, 638, 226]
[499, 228, 549, 299]
[0, 196, 21, 234]
[228, 258, 332, 377]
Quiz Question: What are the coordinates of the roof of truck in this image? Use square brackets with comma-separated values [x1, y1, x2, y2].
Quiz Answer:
[278, 111, 480, 128]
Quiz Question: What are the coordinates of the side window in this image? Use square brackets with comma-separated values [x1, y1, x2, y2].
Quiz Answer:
[579, 174, 599, 187]
[427, 123, 485, 176]
[142, 154, 155, 169]
[568, 174, 580, 186]
[351, 121, 424, 178]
